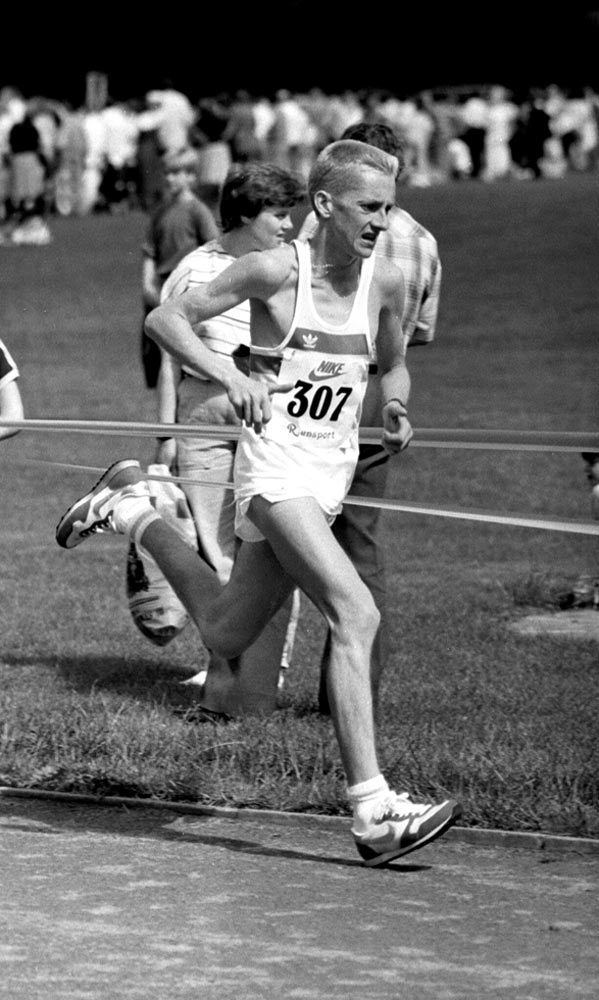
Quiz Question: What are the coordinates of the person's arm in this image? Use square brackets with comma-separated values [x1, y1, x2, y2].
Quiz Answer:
[141, 211, 162, 309]
[193, 201, 219, 244]
[0, 379, 24, 441]
[376, 267, 413, 454]
[145, 251, 292, 431]
[155, 349, 181, 467]
[142, 255, 161, 309]
[409, 254, 442, 348]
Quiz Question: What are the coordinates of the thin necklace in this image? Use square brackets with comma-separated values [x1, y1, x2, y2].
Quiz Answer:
[311, 259, 356, 274]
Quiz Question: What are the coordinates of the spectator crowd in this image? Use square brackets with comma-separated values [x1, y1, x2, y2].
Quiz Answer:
[1, 80, 598, 243]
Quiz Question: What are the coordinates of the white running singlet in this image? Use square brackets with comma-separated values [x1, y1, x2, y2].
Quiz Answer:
[234, 239, 376, 541]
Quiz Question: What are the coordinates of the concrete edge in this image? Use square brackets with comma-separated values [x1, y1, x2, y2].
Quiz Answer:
[2, 786, 598, 856]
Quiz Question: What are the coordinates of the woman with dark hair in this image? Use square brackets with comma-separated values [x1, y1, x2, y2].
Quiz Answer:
[153, 162, 306, 715]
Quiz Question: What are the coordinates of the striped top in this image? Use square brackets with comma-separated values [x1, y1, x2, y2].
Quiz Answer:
[160, 239, 251, 378]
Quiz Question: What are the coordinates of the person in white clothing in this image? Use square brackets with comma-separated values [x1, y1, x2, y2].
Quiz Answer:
[482, 86, 519, 182]
[137, 86, 196, 158]
[297, 121, 442, 716]
[80, 109, 108, 213]
[56, 140, 461, 867]
[100, 100, 140, 209]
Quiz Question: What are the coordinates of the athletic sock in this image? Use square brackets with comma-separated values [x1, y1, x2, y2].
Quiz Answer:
[128, 509, 162, 548]
[112, 490, 159, 543]
[348, 774, 390, 834]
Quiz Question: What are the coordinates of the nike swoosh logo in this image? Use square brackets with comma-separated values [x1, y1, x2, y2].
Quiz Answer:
[308, 369, 344, 381]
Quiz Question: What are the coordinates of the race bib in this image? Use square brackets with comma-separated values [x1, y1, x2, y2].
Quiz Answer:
[265, 349, 369, 450]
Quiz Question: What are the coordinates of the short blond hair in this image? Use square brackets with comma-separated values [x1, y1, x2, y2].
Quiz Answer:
[308, 140, 397, 211]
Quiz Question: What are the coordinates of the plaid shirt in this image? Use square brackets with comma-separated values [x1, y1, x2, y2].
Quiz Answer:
[297, 207, 441, 349]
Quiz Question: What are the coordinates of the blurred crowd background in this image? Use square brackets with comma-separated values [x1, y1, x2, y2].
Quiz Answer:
[1, 75, 598, 241]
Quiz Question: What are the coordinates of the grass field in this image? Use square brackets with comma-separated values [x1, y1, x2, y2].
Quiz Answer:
[1, 173, 598, 837]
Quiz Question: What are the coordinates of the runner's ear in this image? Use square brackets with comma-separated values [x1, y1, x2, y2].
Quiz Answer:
[313, 190, 333, 219]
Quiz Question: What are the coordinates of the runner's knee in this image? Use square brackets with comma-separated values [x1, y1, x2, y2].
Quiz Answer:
[331, 584, 380, 641]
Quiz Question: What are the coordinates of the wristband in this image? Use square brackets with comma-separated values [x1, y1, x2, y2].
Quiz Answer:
[383, 398, 408, 411]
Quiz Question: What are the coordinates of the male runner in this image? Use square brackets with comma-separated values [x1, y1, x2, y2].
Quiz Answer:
[56, 140, 461, 866]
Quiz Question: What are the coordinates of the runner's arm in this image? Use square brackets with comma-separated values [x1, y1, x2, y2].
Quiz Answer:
[145, 252, 291, 431]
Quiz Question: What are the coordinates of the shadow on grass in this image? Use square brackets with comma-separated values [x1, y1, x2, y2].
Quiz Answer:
[0, 796, 430, 872]
[4, 650, 327, 719]
[3, 652, 199, 705]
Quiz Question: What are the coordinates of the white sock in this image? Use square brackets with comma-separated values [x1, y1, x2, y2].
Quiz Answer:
[112, 490, 158, 541]
[128, 509, 162, 548]
[348, 774, 390, 834]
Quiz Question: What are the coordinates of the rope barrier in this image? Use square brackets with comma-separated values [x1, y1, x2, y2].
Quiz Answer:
[1, 418, 598, 451]
[4, 417, 597, 533]
[27, 458, 599, 536]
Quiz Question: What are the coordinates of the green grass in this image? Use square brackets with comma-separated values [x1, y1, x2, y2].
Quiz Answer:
[1, 173, 598, 837]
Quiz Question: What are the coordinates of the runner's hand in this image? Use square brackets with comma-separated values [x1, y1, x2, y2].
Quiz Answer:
[382, 400, 413, 454]
[226, 376, 294, 435]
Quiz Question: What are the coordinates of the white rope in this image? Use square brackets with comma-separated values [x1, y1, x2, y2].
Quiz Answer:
[27, 458, 599, 536]
[1, 418, 598, 452]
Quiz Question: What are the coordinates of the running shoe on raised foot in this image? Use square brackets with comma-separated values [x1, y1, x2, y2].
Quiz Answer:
[353, 792, 462, 867]
[56, 459, 146, 549]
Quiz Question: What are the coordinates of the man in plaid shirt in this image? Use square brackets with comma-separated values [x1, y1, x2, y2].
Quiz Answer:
[297, 121, 441, 715]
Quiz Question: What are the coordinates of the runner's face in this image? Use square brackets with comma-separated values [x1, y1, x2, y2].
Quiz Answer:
[329, 167, 395, 258]
[247, 206, 294, 249]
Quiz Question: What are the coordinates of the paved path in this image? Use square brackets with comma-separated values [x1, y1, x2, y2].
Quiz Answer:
[1, 795, 598, 999]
